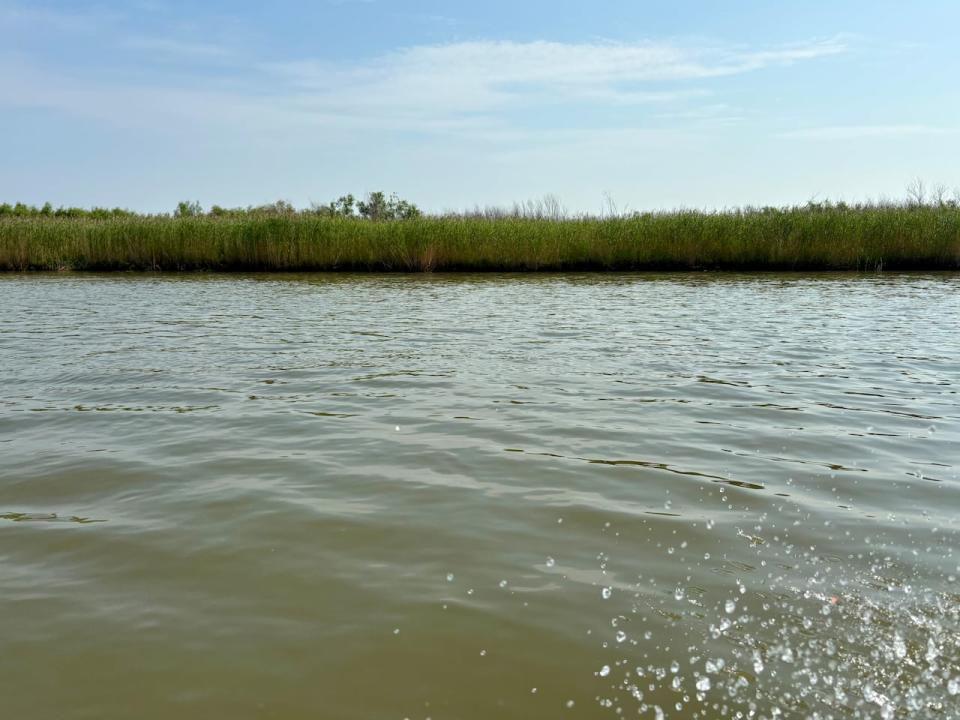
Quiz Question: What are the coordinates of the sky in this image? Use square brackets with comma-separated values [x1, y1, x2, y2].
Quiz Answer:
[1, 0, 958, 214]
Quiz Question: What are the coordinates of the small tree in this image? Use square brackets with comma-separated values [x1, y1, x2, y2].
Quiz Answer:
[175, 200, 203, 217]
[386, 193, 421, 220]
[905, 178, 926, 207]
[357, 191, 421, 221]
[358, 191, 388, 221]
[932, 183, 948, 207]
[328, 194, 356, 217]
[271, 200, 295, 214]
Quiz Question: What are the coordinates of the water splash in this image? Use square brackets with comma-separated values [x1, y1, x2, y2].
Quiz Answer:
[590, 531, 960, 718]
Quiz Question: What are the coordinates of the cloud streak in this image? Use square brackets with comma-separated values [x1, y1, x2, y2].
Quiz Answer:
[0, 1, 121, 32]
[121, 36, 233, 59]
[265, 37, 848, 117]
[780, 124, 957, 140]
[1, 34, 848, 141]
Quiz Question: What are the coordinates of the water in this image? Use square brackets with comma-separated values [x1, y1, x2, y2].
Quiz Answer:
[1, 272, 958, 719]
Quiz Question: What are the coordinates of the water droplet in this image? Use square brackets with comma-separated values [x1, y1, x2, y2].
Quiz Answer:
[598, 665, 610, 677]
[393, 628, 400, 635]
[601, 587, 612, 600]
[696, 677, 711, 692]
[545, 556, 555, 568]
[565, 700, 575, 709]
[893, 634, 907, 659]
[499, 579, 508, 588]
[725, 599, 736, 614]
[948, 677, 959, 695]
[615, 630, 627, 643]
[705, 658, 724, 674]
[446, 573, 455, 582]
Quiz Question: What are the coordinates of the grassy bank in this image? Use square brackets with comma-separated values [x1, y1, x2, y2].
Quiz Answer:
[2, 204, 959, 272]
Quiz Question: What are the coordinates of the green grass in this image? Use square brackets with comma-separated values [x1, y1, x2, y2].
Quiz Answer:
[2, 204, 959, 272]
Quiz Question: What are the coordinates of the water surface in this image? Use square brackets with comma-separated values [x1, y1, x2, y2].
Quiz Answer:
[1, 273, 958, 719]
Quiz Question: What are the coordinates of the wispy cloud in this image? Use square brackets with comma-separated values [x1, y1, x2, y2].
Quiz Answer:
[121, 36, 232, 59]
[780, 124, 957, 140]
[654, 103, 743, 125]
[259, 36, 846, 125]
[0, 1, 119, 32]
[1, 34, 848, 139]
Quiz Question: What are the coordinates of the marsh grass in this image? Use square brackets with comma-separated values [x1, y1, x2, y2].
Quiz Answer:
[1, 204, 958, 272]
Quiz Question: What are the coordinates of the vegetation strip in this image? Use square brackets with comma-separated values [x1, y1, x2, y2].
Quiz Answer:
[2, 196, 958, 272]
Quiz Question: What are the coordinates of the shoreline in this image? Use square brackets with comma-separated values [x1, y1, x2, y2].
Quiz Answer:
[3, 206, 958, 272]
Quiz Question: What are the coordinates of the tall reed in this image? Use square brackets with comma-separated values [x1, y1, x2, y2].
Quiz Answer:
[1, 204, 958, 272]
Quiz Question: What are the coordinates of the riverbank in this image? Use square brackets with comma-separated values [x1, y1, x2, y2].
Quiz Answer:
[2, 204, 958, 271]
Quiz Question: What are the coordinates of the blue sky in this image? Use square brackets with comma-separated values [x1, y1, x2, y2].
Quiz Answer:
[2, 0, 958, 213]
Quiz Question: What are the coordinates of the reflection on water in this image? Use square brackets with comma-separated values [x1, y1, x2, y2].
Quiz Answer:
[0, 272, 958, 719]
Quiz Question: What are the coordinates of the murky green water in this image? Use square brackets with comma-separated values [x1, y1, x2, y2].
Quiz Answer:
[1, 273, 958, 719]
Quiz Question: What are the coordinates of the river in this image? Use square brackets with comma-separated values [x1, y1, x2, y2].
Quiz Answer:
[1, 272, 958, 719]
